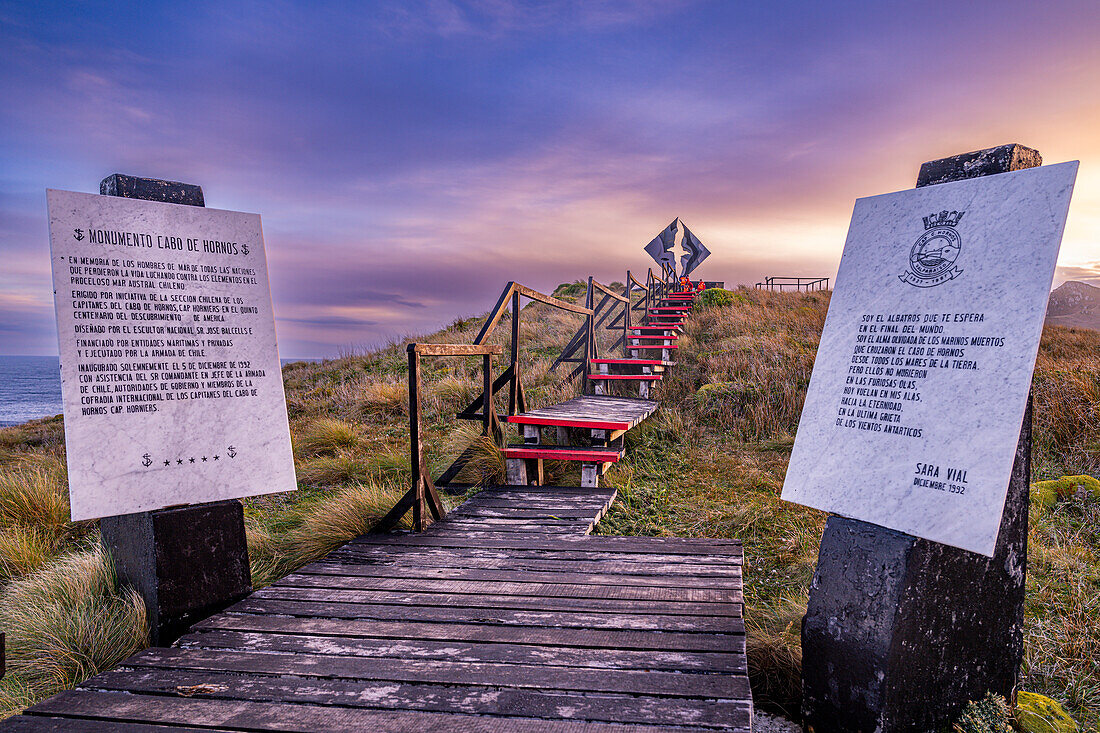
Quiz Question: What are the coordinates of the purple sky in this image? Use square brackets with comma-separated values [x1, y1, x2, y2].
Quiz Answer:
[3, 1, 1099, 356]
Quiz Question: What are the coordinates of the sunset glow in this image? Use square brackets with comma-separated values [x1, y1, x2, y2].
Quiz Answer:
[2, 1, 1099, 356]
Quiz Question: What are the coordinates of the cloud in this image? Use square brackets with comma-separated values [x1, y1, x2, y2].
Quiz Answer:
[1, 1, 1099, 356]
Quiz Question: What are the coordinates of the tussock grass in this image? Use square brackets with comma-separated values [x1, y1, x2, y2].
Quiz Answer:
[442, 424, 505, 487]
[746, 598, 806, 720]
[244, 480, 409, 589]
[294, 418, 362, 457]
[0, 527, 64, 582]
[0, 460, 69, 528]
[0, 547, 147, 710]
[296, 452, 373, 487]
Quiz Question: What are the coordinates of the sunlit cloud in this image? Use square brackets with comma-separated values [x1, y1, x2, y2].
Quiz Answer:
[1, 1, 1099, 355]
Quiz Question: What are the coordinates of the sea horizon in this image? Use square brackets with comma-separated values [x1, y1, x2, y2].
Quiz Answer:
[0, 354, 324, 427]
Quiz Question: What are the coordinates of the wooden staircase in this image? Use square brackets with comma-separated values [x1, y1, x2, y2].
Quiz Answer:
[502, 286, 699, 486]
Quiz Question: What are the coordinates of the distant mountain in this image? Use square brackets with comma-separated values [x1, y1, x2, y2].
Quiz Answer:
[1047, 281, 1100, 331]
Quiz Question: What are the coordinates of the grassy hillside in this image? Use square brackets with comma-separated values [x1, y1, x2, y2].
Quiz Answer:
[1, 286, 1097, 726]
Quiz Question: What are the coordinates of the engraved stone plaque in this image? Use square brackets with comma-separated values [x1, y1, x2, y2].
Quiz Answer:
[47, 189, 296, 520]
[781, 162, 1078, 555]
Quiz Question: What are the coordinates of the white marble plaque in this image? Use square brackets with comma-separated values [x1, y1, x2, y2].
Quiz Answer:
[47, 189, 296, 520]
[781, 162, 1078, 556]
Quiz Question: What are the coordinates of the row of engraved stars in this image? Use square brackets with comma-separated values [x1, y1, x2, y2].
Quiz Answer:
[163, 454, 236, 466]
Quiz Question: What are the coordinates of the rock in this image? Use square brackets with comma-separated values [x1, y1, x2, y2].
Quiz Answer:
[1030, 475, 1100, 508]
[1014, 691, 1079, 733]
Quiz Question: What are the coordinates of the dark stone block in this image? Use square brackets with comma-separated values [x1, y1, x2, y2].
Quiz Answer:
[802, 402, 1028, 729]
[802, 145, 1039, 731]
[916, 144, 1041, 187]
[100, 500, 251, 645]
[100, 173, 205, 207]
[96, 174, 251, 646]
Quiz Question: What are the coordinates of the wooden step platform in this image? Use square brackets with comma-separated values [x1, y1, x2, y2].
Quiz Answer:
[503, 444, 625, 462]
[507, 395, 658, 431]
[587, 374, 662, 381]
[7, 485, 751, 732]
[590, 358, 673, 366]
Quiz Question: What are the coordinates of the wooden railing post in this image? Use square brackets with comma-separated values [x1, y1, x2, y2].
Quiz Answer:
[623, 272, 632, 358]
[482, 353, 493, 437]
[407, 345, 425, 531]
[509, 290, 521, 415]
[582, 276, 594, 395]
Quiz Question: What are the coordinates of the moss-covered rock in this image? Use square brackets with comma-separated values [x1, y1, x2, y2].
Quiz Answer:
[1014, 691, 1078, 733]
[694, 380, 761, 406]
[696, 288, 734, 308]
[1030, 475, 1100, 508]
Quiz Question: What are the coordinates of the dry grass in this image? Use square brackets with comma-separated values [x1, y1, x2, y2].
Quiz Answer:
[293, 417, 363, 457]
[0, 547, 147, 716]
[1, 283, 1098, 726]
[597, 288, 1100, 725]
[244, 480, 410, 589]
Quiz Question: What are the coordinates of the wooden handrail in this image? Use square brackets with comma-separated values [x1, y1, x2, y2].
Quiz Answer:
[413, 343, 503, 356]
[590, 279, 629, 303]
[474, 282, 592, 345]
[513, 283, 594, 315]
[628, 270, 647, 290]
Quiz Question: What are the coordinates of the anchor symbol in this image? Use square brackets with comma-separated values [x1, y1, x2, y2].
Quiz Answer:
[73, 228, 84, 241]
[227, 445, 237, 458]
[141, 453, 152, 467]
[241, 243, 250, 256]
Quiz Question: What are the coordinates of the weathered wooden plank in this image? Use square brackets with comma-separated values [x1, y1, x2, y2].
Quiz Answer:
[506, 396, 658, 430]
[346, 534, 743, 556]
[194, 614, 744, 651]
[251, 585, 742, 616]
[430, 520, 589, 532]
[296, 562, 741, 588]
[228, 597, 742, 632]
[3, 719, 229, 732]
[412, 343, 504, 356]
[448, 507, 608, 518]
[86, 667, 751, 729]
[271, 572, 742, 604]
[323, 541, 739, 572]
[124, 647, 751, 699]
[30, 690, 729, 733]
[180, 628, 748, 673]
[329, 544, 740, 568]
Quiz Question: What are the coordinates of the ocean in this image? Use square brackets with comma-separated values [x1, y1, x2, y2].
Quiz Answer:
[0, 355, 319, 427]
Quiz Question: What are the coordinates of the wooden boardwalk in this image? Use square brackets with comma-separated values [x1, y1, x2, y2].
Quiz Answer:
[5, 485, 751, 732]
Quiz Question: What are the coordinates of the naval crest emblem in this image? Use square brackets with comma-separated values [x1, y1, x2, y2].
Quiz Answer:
[899, 210, 965, 288]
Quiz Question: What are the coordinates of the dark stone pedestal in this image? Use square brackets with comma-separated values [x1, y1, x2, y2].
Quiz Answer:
[100, 173, 205, 207]
[801, 144, 1040, 732]
[100, 500, 251, 645]
[96, 174, 252, 646]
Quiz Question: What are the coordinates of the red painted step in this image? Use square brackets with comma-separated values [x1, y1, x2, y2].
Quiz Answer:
[503, 445, 624, 462]
[631, 325, 680, 331]
[587, 374, 662, 381]
[590, 358, 671, 366]
[630, 344, 679, 350]
[629, 334, 678, 341]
